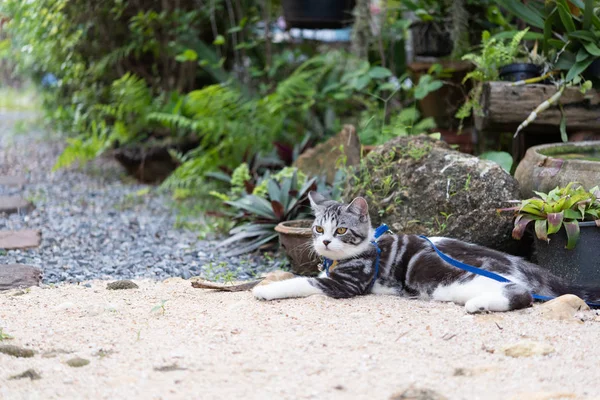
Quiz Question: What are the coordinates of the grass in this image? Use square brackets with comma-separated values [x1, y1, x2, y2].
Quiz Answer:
[0, 86, 40, 111]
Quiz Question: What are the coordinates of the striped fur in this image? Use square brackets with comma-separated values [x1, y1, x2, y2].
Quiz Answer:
[253, 194, 600, 312]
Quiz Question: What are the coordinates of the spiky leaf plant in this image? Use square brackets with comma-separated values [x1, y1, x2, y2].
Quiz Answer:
[501, 183, 600, 249]
[217, 171, 318, 256]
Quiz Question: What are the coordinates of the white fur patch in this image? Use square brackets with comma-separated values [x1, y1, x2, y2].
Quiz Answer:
[431, 276, 508, 305]
[371, 282, 398, 295]
[465, 293, 510, 313]
[252, 278, 322, 301]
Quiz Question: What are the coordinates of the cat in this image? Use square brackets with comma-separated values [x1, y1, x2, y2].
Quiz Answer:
[252, 191, 600, 313]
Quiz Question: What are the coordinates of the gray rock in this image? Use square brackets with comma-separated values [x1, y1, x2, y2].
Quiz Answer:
[345, 135, 521, 253]
[106, 280, 139, 290]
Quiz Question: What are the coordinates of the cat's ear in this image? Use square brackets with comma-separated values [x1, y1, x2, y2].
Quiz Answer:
[346, 197, 369, 216]
[308, 191, 326, 211]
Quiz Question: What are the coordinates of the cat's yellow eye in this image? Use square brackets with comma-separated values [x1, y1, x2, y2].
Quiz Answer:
[336, 227, 348, 235]
[315, 226, 324, 233]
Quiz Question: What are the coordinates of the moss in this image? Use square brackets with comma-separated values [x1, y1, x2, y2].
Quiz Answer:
[66, 357, 90, 368]
[106, 280, 139, 290]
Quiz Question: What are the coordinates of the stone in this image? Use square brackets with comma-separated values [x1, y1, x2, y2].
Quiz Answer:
[0, 344, 35, 358]
[501, 340, 555, 358]
[294, 124, 361, 184]
[538, 294, 590, 322]
[154, 363, 187, 372]
[0, 230, 42, 250]
[257, 270, 296, 286]
[0, 196, 33, 215]
[0, 264, 42, 291]
[9, 369, 41, 380]
[106, 280, 139, 290]
[390, 387, 448, 400]
[66, 357, 90, 367]
[344, 135, 521, 253]
[0, 175, 27, 188]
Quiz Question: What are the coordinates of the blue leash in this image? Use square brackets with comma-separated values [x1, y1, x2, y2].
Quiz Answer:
[323, 224, 390, 291]
[420, 235, 600, 308]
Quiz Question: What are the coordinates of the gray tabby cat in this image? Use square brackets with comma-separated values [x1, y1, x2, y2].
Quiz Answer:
[253, 192, 600, 312]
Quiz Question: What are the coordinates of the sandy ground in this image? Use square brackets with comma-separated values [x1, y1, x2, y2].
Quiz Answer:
[1, 279, 600, 400]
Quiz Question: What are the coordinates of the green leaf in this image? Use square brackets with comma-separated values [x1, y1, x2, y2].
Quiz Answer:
[559, 105, 568, 143]
[223, 233, 279, 256]
[368, 66, 393, 79]
[499, 0, 545, 28]
[227, 26, 242, 33]
[563, 221, 580, 249]
[353, 75, 371, 91]
[479, 151, 513, 172]
[583, 0, 593, 30]
[557, 1, 576, 32]
[547, 212, 564, 234]
[567, 30, 597, 42]
[213, 35, 225, 45]
[582, 41, 600, 56]
[535, 219, 549, 242]
[576, 48, 591, 62]
[566, 57, 595, 82]
[175, 49, 198, 62]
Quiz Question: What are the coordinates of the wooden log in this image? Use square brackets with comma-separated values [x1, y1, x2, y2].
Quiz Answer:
[474, 82, 600, 134]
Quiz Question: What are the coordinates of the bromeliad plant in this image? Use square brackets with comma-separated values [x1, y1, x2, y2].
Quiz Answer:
[217, 170, 318, 256]
[502, 183, 600, 249]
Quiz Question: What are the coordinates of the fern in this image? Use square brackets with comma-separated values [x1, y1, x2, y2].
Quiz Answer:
[456, 28, 530, 123]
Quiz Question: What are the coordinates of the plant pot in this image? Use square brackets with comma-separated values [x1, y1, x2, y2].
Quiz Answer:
[113, 137, 200, 184]
[282, 0, 356, 29]
[499, 63, 540, 82]
[410, 21, 453, 57]
[514, 141, 600, 198]
[275, 219, 320, 276]
[532, 222, 600, 285]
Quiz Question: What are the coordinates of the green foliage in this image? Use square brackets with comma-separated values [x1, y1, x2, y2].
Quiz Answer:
[456, 28, 530, 122]
[502, 183, 600, 249]
[218, 170, 318, 256]
[479, 151, 513, 172]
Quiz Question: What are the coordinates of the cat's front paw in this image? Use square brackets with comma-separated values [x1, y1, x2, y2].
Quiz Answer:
[465, 297, 490, 314]
[252, 284, 275, 301]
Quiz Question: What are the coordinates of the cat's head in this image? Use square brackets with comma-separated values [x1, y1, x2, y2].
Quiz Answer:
[308, 191, 373, 260]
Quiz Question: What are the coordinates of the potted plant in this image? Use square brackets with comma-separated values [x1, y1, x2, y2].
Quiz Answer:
[282, 0, 356, 29]
[455, 28, 541, 126]
[502, 183, 600, 284]
[405, 0, 453, 57]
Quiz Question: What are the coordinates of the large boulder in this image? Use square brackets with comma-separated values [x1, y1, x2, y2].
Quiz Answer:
[344, 135, 521, 254]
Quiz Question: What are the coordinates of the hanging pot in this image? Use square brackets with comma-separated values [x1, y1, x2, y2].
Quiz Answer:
[282, 0, 356, 30]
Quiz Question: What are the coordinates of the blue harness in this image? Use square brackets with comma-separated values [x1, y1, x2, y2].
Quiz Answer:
[420, 235, 600, 308]
[323, 224, 390, 290]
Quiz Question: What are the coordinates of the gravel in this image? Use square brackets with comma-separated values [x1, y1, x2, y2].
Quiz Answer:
[0, 111, 286, 283]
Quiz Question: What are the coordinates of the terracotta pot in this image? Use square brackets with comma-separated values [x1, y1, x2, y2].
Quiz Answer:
[514, 141, 600, 198]
[275, 219, 320, 276]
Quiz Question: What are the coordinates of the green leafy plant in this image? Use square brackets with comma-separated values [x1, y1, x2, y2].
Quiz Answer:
[456, 28, 531, 123]
[0, 328, 14, 341]
[217, 170, 318, 256]
[501, 183, 600, 249]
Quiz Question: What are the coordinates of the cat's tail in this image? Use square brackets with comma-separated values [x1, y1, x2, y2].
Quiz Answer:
[560, 283, 600, 307]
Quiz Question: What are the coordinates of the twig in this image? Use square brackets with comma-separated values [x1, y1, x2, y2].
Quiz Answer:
[191, 279, 263, 291]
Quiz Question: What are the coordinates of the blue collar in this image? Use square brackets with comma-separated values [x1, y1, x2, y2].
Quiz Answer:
[322, 224, 390, 290]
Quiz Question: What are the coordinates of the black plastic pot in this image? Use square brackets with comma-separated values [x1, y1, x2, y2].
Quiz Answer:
[411, 21, 452, 57]
[533, 221, 600, 285]
[499, 63, 540, 82]
[282, 0, 356, 29]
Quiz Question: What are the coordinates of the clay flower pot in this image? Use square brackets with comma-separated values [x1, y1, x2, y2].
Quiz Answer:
[275, 219, 320, 276]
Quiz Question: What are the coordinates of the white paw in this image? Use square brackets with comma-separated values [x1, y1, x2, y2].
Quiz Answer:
[252, 285, 275, 301]
[465, 297, 490, 314]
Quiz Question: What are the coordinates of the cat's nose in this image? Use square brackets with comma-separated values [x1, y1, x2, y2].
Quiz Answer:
[323, 240, 331, 246]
